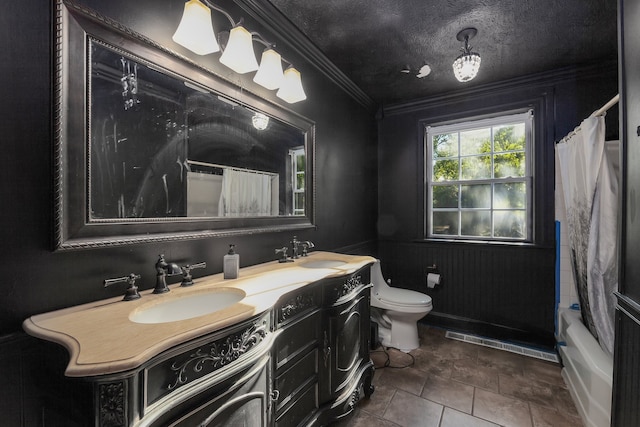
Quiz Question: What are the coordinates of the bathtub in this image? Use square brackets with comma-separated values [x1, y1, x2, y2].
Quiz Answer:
[557, 308, 612, 427]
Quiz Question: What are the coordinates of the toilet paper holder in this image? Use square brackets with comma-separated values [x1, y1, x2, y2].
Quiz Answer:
[426, 264, 440, 289]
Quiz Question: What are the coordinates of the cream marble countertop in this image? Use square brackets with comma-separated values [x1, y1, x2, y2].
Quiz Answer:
[23, 252, 375, 377]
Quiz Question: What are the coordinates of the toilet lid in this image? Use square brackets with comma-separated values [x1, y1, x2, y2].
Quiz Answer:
[375, 287, 432, 307]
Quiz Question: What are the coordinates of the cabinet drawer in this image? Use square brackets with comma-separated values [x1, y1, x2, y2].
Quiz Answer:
[275, 310, 320, 368]
[323, 267, 371, 305]
[275, 381, 317, 427]
[275, 348, 318, 411]
[276, 286, 321, 326]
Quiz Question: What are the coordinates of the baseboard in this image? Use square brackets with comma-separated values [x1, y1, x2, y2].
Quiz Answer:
[422, 311, 556, 351]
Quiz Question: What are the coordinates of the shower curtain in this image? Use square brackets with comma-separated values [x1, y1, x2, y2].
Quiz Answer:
[218, 168, 273, 217]
[556, 115, 618, 356]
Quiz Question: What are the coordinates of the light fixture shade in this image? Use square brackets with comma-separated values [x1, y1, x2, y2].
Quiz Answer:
[172, 0, 220, 55]
[452, 52, 481, 82]
[253, 48, 284, 90]
[276, 67, 306, 103]
[219, 25, 259, 74]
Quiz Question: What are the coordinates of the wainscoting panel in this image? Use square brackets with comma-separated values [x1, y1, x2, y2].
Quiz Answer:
[379, 240, 556, 347]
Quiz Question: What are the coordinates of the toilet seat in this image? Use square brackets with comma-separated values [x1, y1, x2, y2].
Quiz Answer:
[372, 288, 432, 311]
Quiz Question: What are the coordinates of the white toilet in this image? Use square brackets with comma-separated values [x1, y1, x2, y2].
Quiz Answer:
[370, 259, 433, 352]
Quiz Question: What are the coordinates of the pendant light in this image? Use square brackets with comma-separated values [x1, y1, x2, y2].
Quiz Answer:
[452, 28, 481, 82]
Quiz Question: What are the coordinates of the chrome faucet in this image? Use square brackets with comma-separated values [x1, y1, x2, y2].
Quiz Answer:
[275, 246, 293, 263]
[154, 254, 181, 294]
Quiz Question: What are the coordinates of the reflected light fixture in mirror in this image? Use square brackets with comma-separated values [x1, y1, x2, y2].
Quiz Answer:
[253, 48, 284, 90]
[172, 0, 220, 55]
[452, 27, 481, 82]
[252, 112, 270, 130]
[219, 25, 259, 73]
[277, 66, 307, 103]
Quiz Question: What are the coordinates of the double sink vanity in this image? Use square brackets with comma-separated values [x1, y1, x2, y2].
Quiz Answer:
[24, 252, 376, 427]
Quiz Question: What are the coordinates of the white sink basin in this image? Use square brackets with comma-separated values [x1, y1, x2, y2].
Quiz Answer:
[129, 289, 245, 324]
[300, 260, 347, 269]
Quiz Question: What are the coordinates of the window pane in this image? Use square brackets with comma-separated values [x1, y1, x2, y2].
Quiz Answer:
[433, 159, 459, 181]
[295, 193, 304, 207]
[432, 211, 458, 235]
[494, 182, 526, 209]
[432, 185, 458, 208]
[461, 184, 491, 208]
[494, 123, 525, 152]
[296, 154, 305, 172]
[494, 152, 525, 178]
[460, 128, 490, 155]
[494, 210, 526, 238]
[296, 173, 305, 190]
[433, 133, 458, 158]
[461, 211, 491, 236]
[461, 155, 491, 180]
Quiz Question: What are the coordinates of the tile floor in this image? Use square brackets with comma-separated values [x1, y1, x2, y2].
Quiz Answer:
[337, 325, 584, 427]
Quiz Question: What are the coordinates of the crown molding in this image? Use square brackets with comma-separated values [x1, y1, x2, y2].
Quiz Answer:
[234, 0, 376, 111]
[384, 61, 618, 116]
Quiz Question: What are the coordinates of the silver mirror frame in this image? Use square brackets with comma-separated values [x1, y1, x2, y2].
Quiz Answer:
[53, 0, 315, 250]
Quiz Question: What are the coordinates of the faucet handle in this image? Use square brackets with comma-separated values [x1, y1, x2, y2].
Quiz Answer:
[180, 261, 207, 287]
[275, 247, 293, 263]
[104, 273, 142, 301]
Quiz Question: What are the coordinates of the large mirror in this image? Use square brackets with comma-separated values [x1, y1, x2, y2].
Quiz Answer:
[54, 1, 315, 250]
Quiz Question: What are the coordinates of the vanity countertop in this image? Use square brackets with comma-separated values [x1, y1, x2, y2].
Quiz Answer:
[23, 252, 375, 377]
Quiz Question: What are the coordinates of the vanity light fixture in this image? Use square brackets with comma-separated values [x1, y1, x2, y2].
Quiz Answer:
[253, 48, 284, 90]
[277, 66, 307, 104]
[219, 24, 259, 74]
[172, 0, 306, 103]
[172, 0, 220, 55]
[452, 27, 481, 82]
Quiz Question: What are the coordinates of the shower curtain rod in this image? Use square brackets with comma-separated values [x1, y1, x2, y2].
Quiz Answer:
[557, 94, 619, 144]
[590, 93, 620, 118]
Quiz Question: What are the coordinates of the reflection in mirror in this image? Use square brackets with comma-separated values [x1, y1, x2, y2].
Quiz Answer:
[90, 40, 306, 220]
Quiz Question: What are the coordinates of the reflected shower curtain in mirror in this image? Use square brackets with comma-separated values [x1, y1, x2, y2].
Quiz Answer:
[218, 169, 272, 217]
[556, 115, 618, 356]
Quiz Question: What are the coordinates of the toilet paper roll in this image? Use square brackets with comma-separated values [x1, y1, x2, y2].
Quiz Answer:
[427, 273, 440, 288]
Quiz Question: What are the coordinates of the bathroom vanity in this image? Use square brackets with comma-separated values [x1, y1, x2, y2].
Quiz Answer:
[23, 252, 375, 427]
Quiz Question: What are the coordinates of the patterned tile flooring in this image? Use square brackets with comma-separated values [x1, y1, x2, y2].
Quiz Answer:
[336, 325, 584, 427]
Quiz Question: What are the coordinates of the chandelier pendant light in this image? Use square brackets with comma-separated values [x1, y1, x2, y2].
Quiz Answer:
[452, 27, 481, 82]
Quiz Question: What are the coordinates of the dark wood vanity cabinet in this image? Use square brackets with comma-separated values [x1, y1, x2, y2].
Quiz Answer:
[272, 264, 375, 427]
[316, 268, 374, 424]
[32, 262, 374, 427]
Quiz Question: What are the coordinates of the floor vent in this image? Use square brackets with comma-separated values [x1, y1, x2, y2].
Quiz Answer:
[445, 331, 560, 363]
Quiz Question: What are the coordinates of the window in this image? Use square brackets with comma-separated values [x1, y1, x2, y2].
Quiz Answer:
[290, 147, 305, 216]
[426, 111, 533, 241]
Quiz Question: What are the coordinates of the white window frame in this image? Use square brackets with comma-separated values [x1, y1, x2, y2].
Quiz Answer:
[425, 110, 534, 241]
[290, 146, 305, 216]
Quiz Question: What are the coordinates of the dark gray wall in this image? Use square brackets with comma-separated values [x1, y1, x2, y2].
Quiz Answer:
[0, 2, 376, 424]
[376, 64, 618, 346]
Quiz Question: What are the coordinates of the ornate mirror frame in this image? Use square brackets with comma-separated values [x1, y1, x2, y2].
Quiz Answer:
[54, 0, 316, 250]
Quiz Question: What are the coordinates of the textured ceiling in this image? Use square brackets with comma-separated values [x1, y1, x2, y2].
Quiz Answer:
[269, 0, 618, 105]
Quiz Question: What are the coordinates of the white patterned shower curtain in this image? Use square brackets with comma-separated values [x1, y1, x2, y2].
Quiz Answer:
[556, 115, 618, 356]
[218, 168, 273, 217]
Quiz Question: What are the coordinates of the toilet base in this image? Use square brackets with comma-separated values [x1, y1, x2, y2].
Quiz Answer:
[371, 308, 423, 352]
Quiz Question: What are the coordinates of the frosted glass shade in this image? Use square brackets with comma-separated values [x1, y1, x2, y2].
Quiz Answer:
[172, 0, 220, 55]
[253, 49, 284, 90]
[452, 52, 481, 82]
[252, 112, 270, 130]
[276, 67, 306, 103]
[219, 26, 259, 74]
